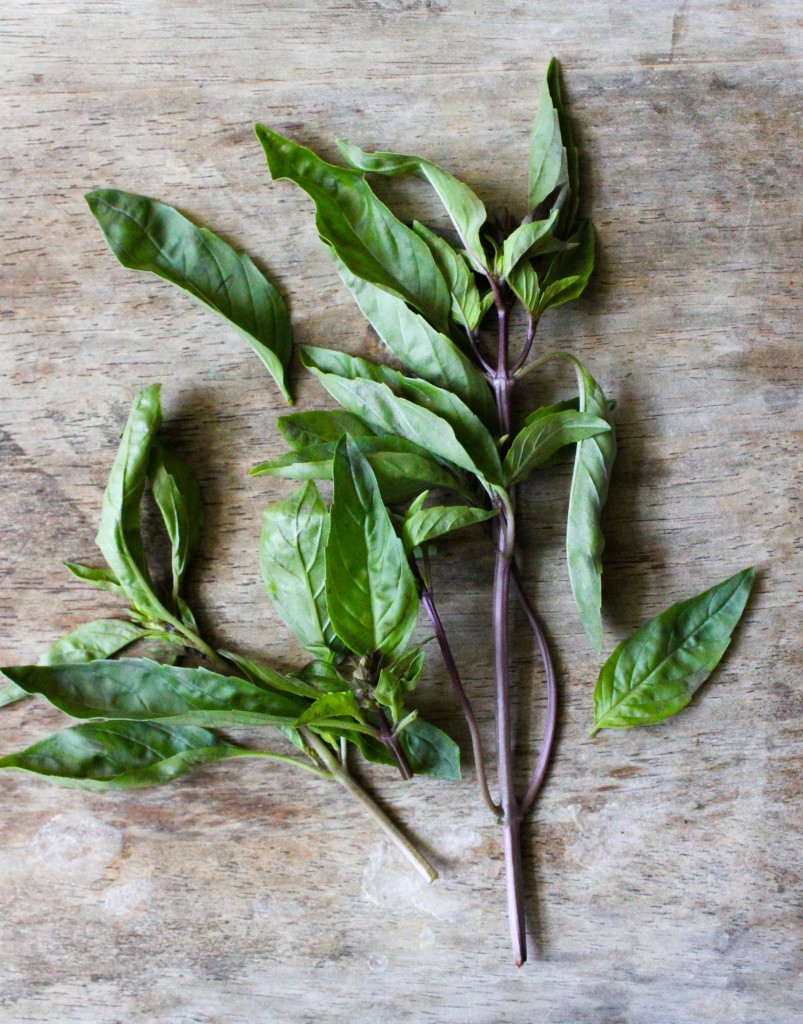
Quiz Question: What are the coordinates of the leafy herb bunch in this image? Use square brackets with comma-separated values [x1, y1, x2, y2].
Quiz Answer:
[0, 60, 754, 966]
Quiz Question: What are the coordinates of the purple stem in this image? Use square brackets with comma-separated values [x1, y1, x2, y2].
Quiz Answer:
[510, 566, 558, 811]
[510, 314, 537, 375]
[414, 565, 500, 817]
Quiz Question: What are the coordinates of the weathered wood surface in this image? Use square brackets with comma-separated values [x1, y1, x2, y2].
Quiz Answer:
[1, 1, 800, 1021]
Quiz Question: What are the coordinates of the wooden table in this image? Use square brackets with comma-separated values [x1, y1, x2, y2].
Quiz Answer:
[1, 2, 800, 1021]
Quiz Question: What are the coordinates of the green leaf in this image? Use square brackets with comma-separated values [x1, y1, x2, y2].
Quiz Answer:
[219, 650, 323, 700]
[592, 569, 755, 733]
[500, 211, 562, 279]
[296, 691, 364, 728]
[291, 659, 352, 693]
[2, 658, 309, 727]
[506, 260, 540, 313]
[529, 60, 569, 213]
[255, 126, 450, 331]
[260, 482, 341, 656]
[567, 361, 617, 652]
[326, 437, 419, 657]
[537, 220, 595, 314]
[545, 57, 580, 232]
[39, 619, 148, 666]
[86, 190, 292, 402]
[148, 441, 203, 608]
[301, 352, 503, 488]
[278, 410, 376, 449]
[299, 343, 400, 387]
[504, 410, 611, 487]
[252, 436, 471, 505]
[336, 140, 489, 272]
[374, 651, 425, 722]
[0, 721, 258, 790]
[412, 221, 483, 332]
[402, 505, 497, 551]
[329, 250, 497, 428]
[95, 384, 172, 623]
[63, 562, 124, 595]
[399, 718, 460, 780]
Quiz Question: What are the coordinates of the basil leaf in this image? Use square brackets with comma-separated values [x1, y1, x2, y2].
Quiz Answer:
[329, 250, 497, 428]
[3, 658, 308, 727]
[291, 659, 352, 694]
[255, 126, 450, 331]
[412, 221, 483, 332]
[592, 569, 755, 733]
[504, 410, 611, 487]
[529, 60, 569, 213]
[252, 436, 471, 504]
[402, 505, 497, 551]
[1, 617, 148, 709]
[399, 718, 460, 781]
[148, 441, 203, 609]
[545, 57, 580, 232]
[374, 650, 425, 722]
[537, 220, 595, 314]
[336, 140, 489, 272]
[500, 211, 561, 279]
[0, 721, 257, 790]
[567, 361, 617, 652]
[326, 437, 419, 657]
[95, 384, 171, 623]
[63, 562, 124, 595]
[86, 190, 292, 402]
[506, 260, 540, 313]
[39, 619, 148, 666]
[219, 650, 323, 700]
[278, 410, 376, 449]
[296, 691, 364, 728]
[301, 350, 502, 487]
[260, 482, 341, 656]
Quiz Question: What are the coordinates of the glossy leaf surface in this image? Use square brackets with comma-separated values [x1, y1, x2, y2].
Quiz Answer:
[592, 569, 755, 732]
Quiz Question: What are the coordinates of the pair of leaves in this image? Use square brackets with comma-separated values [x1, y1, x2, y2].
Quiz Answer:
[300, 345, 503, 491]
[592, 569, 755, 732]
[329, 249, 497, 428]
[507, 220, 595, 317]
[255, 126, 451, 332]
[86, 190, 292, 402]
[504, 408, 611, 487]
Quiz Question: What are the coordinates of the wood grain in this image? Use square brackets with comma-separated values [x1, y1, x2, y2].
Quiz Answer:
[0, 1, 800, 1021]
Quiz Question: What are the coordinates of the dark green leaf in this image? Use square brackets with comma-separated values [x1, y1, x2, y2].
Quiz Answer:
[0, 721, 256, 790]
[402, 505, 497, 551]
[336, 140, 489, 272]
[260, 482, 341, 656]
[291, 659, 352, 693]
[504, 410, 611, 487]
[537, 220, 595, 314]
[545, 57, 580, 231]
[567, 360, 617, 652]
[255, 126, 450, 331]
[148, 440, 203, 607]
[278, 410, 376, 449]
[592, 569, 755, 733]
[329, 250, 497, 427]
[399, 718, 460, 780]
[326, 437, 419, 657]
[86, 190, 292, 402]
[412, 221, 483, 332]
[2, 658, 308, 727]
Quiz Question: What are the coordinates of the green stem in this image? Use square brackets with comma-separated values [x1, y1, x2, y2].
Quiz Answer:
[301, 727, 438, 884]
